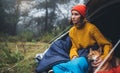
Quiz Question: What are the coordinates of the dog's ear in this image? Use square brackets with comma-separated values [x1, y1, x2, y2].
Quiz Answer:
[88, 48, 93, 61]
[89, 48, 93, 53]
[97, 47, 102, 55]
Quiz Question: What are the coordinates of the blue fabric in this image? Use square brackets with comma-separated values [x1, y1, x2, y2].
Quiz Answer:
[35, 34, 99, 73]
[53, 57, 88, 73]
[78, 44, 99, 57]
[36, 34, 72, 73]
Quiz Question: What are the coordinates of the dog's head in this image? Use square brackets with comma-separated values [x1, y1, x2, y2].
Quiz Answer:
[87, 47, 102, 62]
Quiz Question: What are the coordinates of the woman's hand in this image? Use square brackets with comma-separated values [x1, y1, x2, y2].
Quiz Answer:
[91, 56, 102, 68]
[72, 56, 77, 60]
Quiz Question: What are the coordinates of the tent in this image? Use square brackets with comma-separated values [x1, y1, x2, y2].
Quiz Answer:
[86, 0, 120, 58]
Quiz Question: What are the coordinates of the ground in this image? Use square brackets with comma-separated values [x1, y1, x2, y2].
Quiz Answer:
[0, 42, 49, 73]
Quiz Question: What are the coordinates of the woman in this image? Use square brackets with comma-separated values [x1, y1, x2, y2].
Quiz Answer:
[69, 4, 112, 65]
[51, 4, 112, 73]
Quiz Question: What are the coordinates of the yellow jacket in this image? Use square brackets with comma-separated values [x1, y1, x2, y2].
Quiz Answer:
[69, 22, 112, 59]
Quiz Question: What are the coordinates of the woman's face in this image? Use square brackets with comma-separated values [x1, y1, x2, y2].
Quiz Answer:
[71, 10, 81, 25]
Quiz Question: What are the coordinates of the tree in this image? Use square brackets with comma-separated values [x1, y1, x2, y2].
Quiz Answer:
[45, 0, 48, 32]
[0, 0, 18, 35]
[0, 0, 6, 34]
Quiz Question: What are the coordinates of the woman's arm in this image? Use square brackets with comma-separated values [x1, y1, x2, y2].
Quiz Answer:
[69, 40, 79, 60]
[90, 25, 112, 60]
[69, 28, 79, 60]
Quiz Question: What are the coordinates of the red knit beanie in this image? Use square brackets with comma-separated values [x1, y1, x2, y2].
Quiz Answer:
[71, 4, 87, 17]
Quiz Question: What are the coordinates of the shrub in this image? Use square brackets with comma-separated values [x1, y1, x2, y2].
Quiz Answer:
[18, 31, 34, 42]
[0, 44, 24, 69]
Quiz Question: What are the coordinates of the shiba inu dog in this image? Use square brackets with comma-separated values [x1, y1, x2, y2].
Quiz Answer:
[87, 48, 102, 62]
[87, 47, 120, 73]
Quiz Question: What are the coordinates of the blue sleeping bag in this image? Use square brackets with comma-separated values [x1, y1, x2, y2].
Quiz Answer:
[36, 34, 72, 73]
[36, 34, 98, 73]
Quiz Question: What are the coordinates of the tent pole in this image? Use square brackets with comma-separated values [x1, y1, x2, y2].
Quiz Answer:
[94, 39, 120, 73]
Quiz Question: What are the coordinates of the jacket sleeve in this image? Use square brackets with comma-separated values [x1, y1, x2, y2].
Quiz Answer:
[90, 25, 112, 59]
[69, 38, 79, 59]
[69, 28, 79, 60]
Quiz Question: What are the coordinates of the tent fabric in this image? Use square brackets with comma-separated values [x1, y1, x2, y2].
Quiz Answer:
[86, 0, 120, 21]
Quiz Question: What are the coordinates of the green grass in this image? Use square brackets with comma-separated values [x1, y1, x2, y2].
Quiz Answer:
[0, 42, 49, 73]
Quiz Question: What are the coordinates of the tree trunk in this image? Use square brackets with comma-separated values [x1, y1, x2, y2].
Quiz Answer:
[45, 0, 48, 32]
